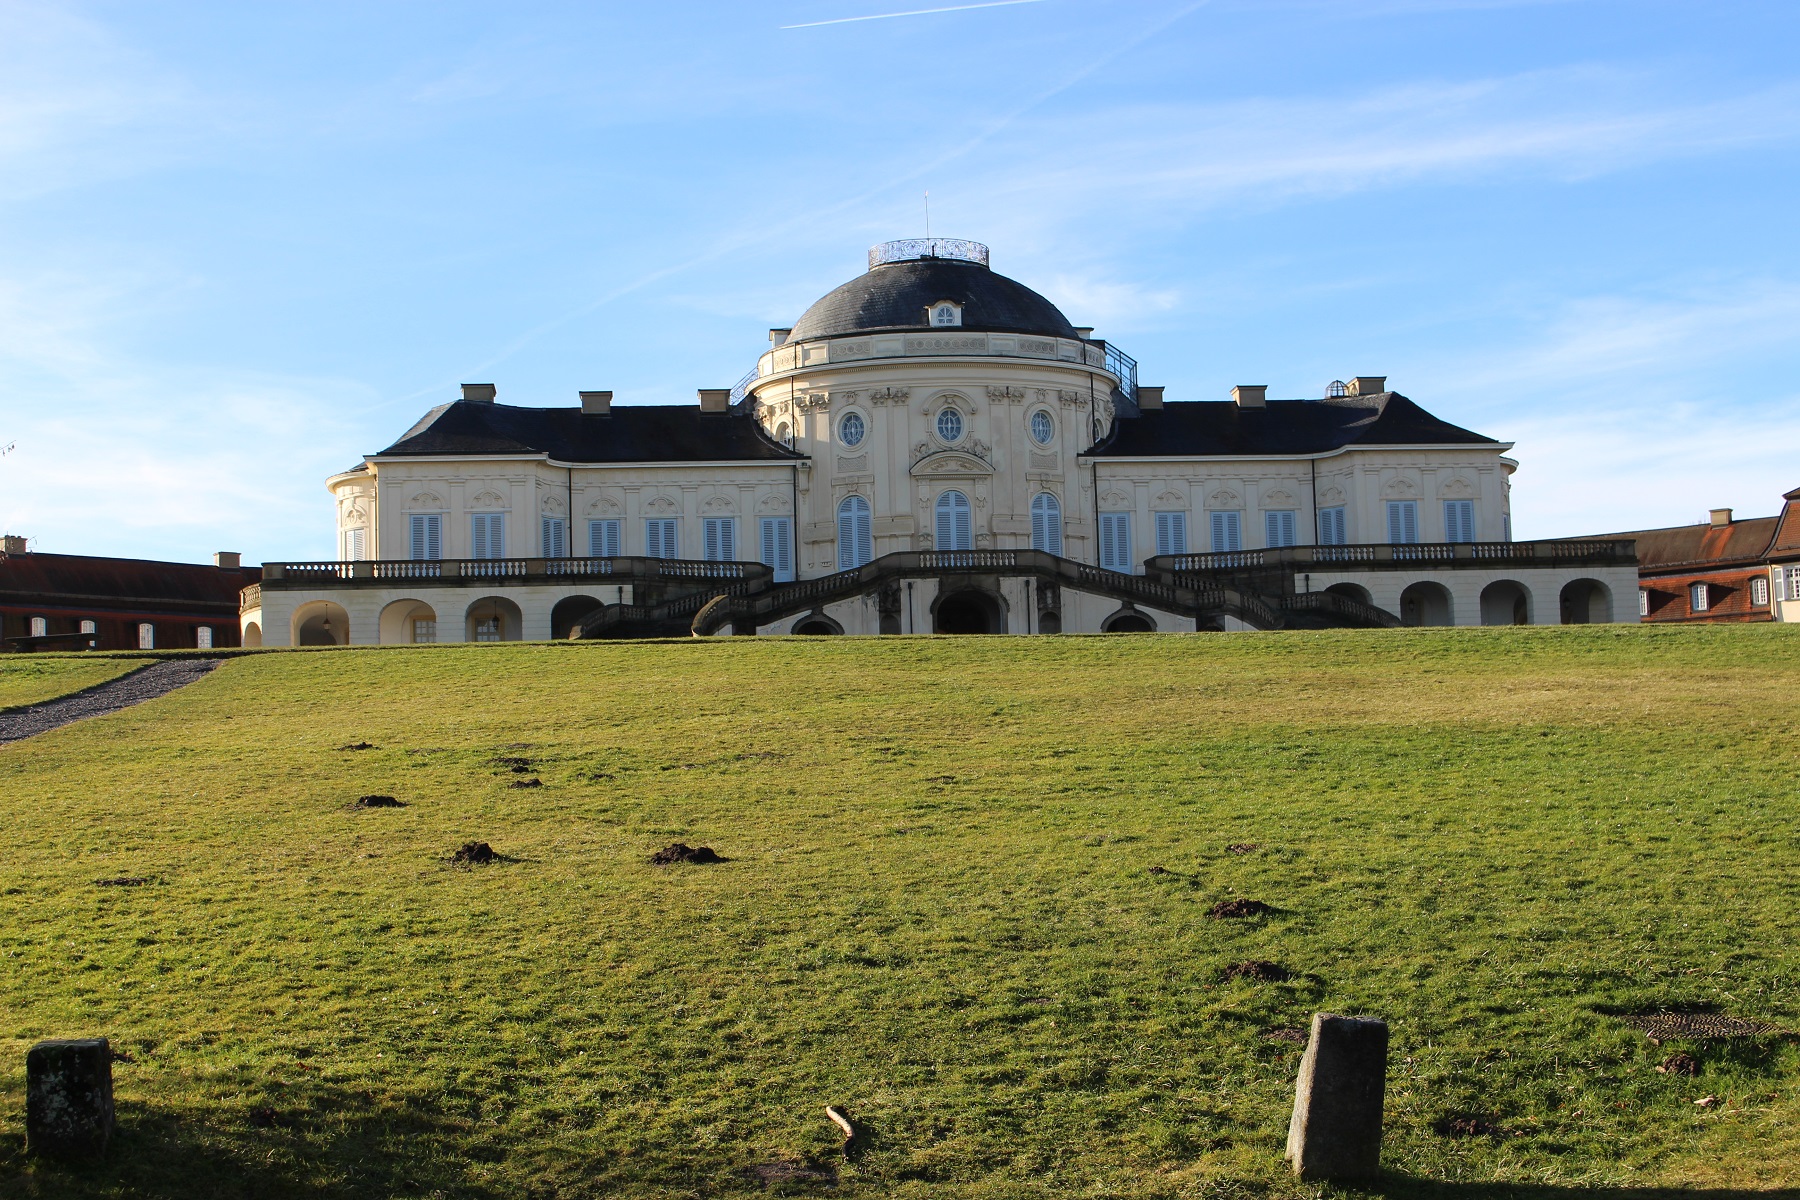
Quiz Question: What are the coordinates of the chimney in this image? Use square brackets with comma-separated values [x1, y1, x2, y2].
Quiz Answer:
[1346, 376, 1387, 396]
[2, 534, 27, 555]
[1136, 386, 1164, 411]
[213, 551, 241, 569]
[461, 383, 497, 404]
[1710, 507, 1733, 527]
[1232, 385, 1267, 408]
[1073, 327, 1095, 340]
[768, 328, 792, 346]
[580, 390, 613, 415]
[698, 388, 731, 413]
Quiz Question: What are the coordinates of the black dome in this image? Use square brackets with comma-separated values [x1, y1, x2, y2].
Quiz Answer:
[787, 258, 1079, 342]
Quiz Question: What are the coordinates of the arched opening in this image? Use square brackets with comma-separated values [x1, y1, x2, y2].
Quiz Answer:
[934, 490, 973, 551]
[465, 596, 524, 642]
[1560, 578, 1611, 624]
[837, 495, 872, 569]
[1480, 580, 1532, 626]
[1030, 492, 1063, 555]
[242, 621, 262, 648]
[934, 589, 1004, 634]
[879, 612, 902, 635]
[379, 598, 439, 644]
[1195, 617, 1226, 632]
[1325, 582, 1372, 606]
[551, 595, 604, 640]
[1037, 610, 1062, 635]
[293, 601, 350, 646]
[793, 612, 843, 636]
[1102, 608, 1156, 633]
[1399, 581, 1453, 627]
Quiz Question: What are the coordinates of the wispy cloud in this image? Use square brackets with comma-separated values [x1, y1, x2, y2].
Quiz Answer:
[781, 0, 1048, 29]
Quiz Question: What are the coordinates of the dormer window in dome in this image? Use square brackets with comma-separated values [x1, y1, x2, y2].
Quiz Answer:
[1326, 380, 1348, 398]
[929, 300, 963, 327]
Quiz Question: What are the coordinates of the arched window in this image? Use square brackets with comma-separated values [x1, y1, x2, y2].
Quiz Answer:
[1326, 380, 1348, 397]
[935, 490, 973, 551]
[839, 411, 865, 447]
[837, 495, 872, 569]
[936, 407, 964, 443]
[775, 421, 791, 448]
[1030, 410, 1054, 445]
[1030, 493, 1063, 555]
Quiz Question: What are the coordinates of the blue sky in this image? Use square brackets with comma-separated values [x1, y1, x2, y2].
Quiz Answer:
[3, 0, 1798, 563]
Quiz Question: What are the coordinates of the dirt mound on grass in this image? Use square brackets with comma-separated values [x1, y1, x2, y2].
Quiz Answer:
[452, 842, 499, 865]
[338, 742, 375, 751]
[493, 756, 534, 772]
[1434, 1113, 1503, 1138]
[1225, 960, 1288, 982]
[1226, 843, 1260, 854]
[353, 795, 403, 808]
[507, 778, 542, 789]
[94, 876, 152, 887]
[1209, 898, 1274, 919]
[1261, 1027, 1308, 1044]
[1657, 1052, 1700, 1075]
[651, 843, 725, 865]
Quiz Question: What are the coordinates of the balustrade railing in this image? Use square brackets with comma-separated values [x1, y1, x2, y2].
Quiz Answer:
[262, 556, 767, 588]
[1152, 539, 1635, 577]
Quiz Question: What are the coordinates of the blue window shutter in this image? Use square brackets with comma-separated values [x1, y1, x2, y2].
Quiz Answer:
[1100, 512, 1130, 571]
[838, 498, 870, 569]
[1387, 501, 1418, 544]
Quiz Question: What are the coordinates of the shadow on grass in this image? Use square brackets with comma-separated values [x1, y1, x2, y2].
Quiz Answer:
[0, 1085, 498, 1200]
[1353, 1181, 1800, 1200]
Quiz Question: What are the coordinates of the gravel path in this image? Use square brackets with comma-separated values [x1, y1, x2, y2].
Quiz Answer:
[0, 659, 223, 745]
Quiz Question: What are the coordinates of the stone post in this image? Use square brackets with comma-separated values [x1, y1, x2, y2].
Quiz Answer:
[26, 1038, 115, 1161]
[1285, 1013, 1387, 1180]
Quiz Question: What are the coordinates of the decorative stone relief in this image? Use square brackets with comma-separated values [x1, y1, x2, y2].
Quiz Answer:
[1058, 389, 1084, 406]
[541, 494, 568, 515]
[1153, 489, 1186, 508]
[585, 495, 623, 516]
[869, 387, 910, 405]
[836, 455, 869, 473]
[700, 494, 737, 514]
[756, 493, 792, 514]
[1208, 489, 1241, 508]
[829, 390, 862, 406]
[470, 489, 508, 509]
[1099, 489, 1132, 510]
[1020, 338, 1058, 357]
[1028, 451, 1059, 471]
[986, 386, 1026, 402]
[1382, 477, 1420, 499]
[1263, 488, 1295, 507]
[795, 392, 831, 411]
[1317, 485, 1346, 506]
[1439, 476, 1476, 498]
[645, 495, 679, 514]
[408, 492, 443, 509]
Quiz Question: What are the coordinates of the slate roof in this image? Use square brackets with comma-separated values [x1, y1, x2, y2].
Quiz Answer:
[0, 552, 261, 615]
[376, 402, 806, 463]
[1590, 516, 1779, 571]
[1087, 393, 1500, 457]
[787, 258, 1079, 342]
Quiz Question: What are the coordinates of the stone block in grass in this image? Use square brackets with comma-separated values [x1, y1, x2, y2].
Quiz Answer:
[1285, 1013, 1386, 1180]
[27, 1038, 114, 1161]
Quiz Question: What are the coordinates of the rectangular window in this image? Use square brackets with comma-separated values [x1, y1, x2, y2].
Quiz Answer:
[588, 518, 621, 558]
[1265, 510, 1298, 548]
[703, 517, 737, 562]
[1386, 500, 1419, 544]
[413, 618, 437, 643]
[1209, 510, 1242, 553]
[409, 513, 442, 561]
[1154, 511, 1187, 556]
[541, 516, 567, 559]
[1787, 565, 1800, 601]
[344, 527, 367, 561]
[1443, 499, 1476, 543]
[470, 513, 506, 560]
[137, 623, 155, 650]
[1318, 505, 1347, 545]
[196, 626, 213, 649]
[29, 616, 47, 637]
[79, 619, 96, 634]
[759, 517, 794, 582]
[1639, 589, 1650, 617]
[1502, 512, 1513, 543]
[1689, 582, 1709, 612]
[1750, 575, 1769, 606]
[1099, 512, 1132, 572]
[645, 518, 679, 559]
[474, 617, 502, 643]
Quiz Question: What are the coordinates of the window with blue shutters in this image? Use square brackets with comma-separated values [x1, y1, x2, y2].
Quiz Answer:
[541, 516, 567, 558]
[934, 491, 972, 551]
[1154, 511, 1187, 556]
[1318, 506, 1347, 545]
[409, 513, 442, 561]
[760, 517, 793, 582]
[1386, 500, 1419, 544]
[470, 513, 506, 559]
[588, 519, 620, 558]
[1209, 510, 1242, 552]
[344, 527, 366, 561]
[837, 496, 872, 568]
[645, 518, 679, 560]
[1030, 493, 1062, 555]
[1443, 499, 1475, 543]
[1099, 512, 1132, 572]
[1265, 510, 1297, 548]
[703, 517, 737, 562]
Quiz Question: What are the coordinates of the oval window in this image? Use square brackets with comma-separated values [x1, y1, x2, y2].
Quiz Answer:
[839, 411, 865, 447]
[936, 407, 964, 442]
[1030, 410, 1054, 445]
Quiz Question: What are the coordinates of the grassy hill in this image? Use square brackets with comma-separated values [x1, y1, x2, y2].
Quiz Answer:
[0, 657, 145, 711]
[2, 627, 1797, 1198]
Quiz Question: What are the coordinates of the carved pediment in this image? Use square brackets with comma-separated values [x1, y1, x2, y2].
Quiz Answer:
[1439, 476, 1476, 498]
[586, 495, 622, 516]
[470, 489, 508, 509]
[1153, 489, 1186, 508]
[1317, 486, 1346, 506]
[701, 494, 737, 514]
[910, 450, 994, 478]
[1208, 489, 1241, 508]
[1099, 489, 1132, 510]
[409, 492, 444, 510]
[1263, 488, 1295, 507]
[541, 494, 567, 516]
[644, 495, 679, 514]
[757, 493, 793, 514]
[1382, 477, 1420, 499]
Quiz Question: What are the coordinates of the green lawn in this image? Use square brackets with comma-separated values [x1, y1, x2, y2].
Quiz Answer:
[0, 657, 146, 711]
[1, 627, 1797, 1199]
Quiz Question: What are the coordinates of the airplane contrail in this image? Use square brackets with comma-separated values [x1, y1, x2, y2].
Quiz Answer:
[782, 0, 1048, 29]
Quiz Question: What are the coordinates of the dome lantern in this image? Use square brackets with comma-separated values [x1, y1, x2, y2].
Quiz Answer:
[868, 238, 990, 270]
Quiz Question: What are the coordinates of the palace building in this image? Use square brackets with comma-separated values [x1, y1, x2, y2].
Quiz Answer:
[239, 239, 1638, 644]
